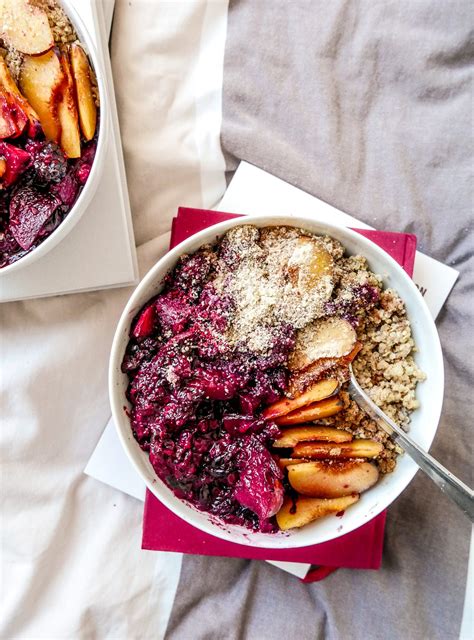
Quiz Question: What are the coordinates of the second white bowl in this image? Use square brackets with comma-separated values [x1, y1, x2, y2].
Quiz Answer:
[0, 0, 109, 275]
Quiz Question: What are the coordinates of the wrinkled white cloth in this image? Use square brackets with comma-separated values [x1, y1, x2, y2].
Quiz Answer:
[0, 1, 226, 637]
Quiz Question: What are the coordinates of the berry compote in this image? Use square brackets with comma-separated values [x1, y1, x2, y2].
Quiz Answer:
[122, 246, 296, 532]
[0, 136, 97, 268]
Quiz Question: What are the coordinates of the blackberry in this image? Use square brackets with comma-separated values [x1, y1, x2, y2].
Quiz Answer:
[28, 141, 68, 185]
[0, 192, 8, 229]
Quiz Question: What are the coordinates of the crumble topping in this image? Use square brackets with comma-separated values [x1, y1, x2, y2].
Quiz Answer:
[353, 289, 426, 425]
[214, 225, 334, 353]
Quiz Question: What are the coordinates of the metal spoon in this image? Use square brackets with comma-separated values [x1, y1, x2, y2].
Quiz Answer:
[348, 364, 474, 521]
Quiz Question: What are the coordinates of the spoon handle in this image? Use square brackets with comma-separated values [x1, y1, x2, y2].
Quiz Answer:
[348, 376, 474, 522]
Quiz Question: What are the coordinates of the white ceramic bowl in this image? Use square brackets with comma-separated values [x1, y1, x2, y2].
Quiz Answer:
[109, 214, 444, 548]
[0, 0, 108, 275]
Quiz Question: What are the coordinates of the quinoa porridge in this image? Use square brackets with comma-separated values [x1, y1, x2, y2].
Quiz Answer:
[121, 225, 425, 532]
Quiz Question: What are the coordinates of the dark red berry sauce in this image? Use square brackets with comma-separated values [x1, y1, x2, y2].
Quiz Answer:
[122, 247, 296, 532]
[0, 135, 97, 268]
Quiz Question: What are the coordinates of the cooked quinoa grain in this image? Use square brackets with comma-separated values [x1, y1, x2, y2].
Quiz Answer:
[318, 248, 425, 474]
[354, 289, 425, 426]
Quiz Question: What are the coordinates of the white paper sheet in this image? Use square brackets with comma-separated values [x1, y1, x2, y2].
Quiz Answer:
[85, 416, 146, 501]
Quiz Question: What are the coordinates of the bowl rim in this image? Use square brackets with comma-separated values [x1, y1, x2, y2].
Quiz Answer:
[0, 0, 109, 276]
[109, 213, 445, 548]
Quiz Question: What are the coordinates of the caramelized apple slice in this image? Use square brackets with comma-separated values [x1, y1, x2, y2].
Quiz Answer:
[289, 317, 357, 371]
[287, 460, 379, 498]
[0, 0, 54, 55]
[0, 57, 41, 138]
[0, 92, 22, 138]
[273, 426, 352, 448]
[0, 96, 16, 138]
[288, 342, 362, 397]
[262, 378, 338, 420]
[69, 44, 97, 141]
[277, 458, 307, 470]
[292, 439, 384, 460]
[286, 236, 333, 293]
[3, 89, 30, 137]
[275, 395, 345, 426]
[276, 494, 359, 530]
[0, 156, 6, 177]
[57, 51, 81, 158]
[19, 51, 64, 143]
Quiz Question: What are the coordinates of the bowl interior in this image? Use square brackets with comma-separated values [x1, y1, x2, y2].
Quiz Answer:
[0, 0, 108, 276]
[109, 214, 444, 548]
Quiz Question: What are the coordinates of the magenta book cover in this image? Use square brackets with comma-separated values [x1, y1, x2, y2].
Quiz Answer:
[142, 207, 416, 570]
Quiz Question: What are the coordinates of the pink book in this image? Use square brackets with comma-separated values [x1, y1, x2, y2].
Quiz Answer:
[142, 208, 417, 579]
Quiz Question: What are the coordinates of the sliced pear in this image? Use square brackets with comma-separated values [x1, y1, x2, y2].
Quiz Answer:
[57, 50, 81, 158]
[0, 0, 54, 55]
[285, 236, 333, 293]
[289, 318, 357, 371]
[69, 44, 97, 141]
[287, 460, 379, 498]
[288, 342, 362, 397]
[273, 426, 352, 448]
[0, 57, 41, 137]
[275, 395, 345, 426]
[276, 494, 359, 530]
[19, 51, 64, 143]
[292, 439, 384, 460]
[262, 378, 338, 420]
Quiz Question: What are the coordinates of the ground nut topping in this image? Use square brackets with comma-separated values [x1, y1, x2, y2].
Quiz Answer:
[214, 225, 334, 353]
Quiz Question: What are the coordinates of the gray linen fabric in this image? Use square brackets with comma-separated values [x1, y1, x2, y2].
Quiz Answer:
[166, 1, 473, 639]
